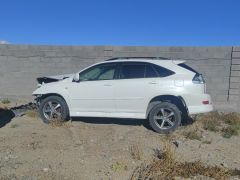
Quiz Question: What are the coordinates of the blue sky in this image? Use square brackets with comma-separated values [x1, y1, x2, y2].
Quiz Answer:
[0, 0, 239, 46]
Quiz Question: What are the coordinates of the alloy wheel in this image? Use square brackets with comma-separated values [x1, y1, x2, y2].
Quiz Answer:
[153, 108, 176, 130]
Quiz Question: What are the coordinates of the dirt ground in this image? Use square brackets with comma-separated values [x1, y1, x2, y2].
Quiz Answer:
[0, 101, 240, 180]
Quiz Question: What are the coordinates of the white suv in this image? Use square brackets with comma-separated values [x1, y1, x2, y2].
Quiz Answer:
[33, 57, 213, 133]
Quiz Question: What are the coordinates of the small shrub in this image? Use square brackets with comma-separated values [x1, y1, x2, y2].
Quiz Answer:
[233, 123, 240, 131]
[221, 126, 239, 138]
[202, 140, 212, 144]
[154, 143, 175, 160]
[25, 109, 38, 118]
[1, 98, 11, 104]
[130, 144, 233, 180]
[27, 141, 42, 150]
[183, 129, 202, 141]
[111, 162, 128, 172]
[129, 144, 143, 160]
[49, 120, 72, 128]
[197, 111, 222, 132]
[222, 112, 240, 125]
[202, 119, 220, 132]
[10, 124, 19, 128]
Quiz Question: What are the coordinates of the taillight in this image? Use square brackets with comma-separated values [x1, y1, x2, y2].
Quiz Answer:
[202, 100, 209, 104]
[192, 74, 205, 84]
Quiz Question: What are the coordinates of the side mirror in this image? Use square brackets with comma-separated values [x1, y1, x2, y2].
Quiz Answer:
[73, 73, 80, 82]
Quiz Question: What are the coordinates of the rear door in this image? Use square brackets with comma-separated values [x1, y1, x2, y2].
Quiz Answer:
[114, 62, 159, 115]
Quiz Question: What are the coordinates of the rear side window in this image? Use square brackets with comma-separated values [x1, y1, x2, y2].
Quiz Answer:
[152, 64, 175, 77]
[119, 62, 175, 79]
[178, 63, 198, 74]
[145, 64, 159, 78]
[120, 63, 145, 79]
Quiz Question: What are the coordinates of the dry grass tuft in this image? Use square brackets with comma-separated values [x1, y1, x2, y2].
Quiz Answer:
[1, 98, 11, 104]
[221, 112, 240, 125]
[221, 126, 239, 138]
[111, 161, 128, 172]
[202, 118, 220, 132]
[202, 140, 212, 144]
[129, 144, 143, 160]
[49, 120, 72, 128]
[25, 109, 38, 118]
[221, 112, 240, 138]
[196, 111, 240, 138]
[10, 124, 19, 128]
[130, 143, 235, 180]
[182, 128, 202, 141]
[197, 111, 222, 132]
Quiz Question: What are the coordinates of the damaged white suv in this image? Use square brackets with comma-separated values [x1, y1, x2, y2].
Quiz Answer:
[33, 57, 213, 134]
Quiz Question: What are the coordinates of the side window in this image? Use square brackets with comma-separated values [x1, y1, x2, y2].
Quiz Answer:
[145, 64, 158, 78]
[120, 63, 145, 79]
[79, 63, 116, 81]
[152, 64, 175, 77]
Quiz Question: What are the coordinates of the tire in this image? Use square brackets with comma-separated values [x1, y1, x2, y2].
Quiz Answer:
[39, 96, 69, 124]
[148, 102, 181, 134]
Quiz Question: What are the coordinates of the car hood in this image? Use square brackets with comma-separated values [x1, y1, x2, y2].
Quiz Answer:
[37, 73, 74, 85]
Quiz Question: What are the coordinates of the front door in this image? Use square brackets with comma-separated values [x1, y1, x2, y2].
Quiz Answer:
[67, 63, 117, 114]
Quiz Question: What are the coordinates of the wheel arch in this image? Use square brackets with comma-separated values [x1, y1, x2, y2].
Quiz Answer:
[146, 95, 189, 119]
[36, 93, 70, 109]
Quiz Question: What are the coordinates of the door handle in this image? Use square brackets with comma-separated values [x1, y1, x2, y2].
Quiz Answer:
[148, 81, 157, 84]
[104, 84, 112, 86]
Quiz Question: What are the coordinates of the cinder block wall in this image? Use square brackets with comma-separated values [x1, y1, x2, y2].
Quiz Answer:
[0, 45, 239, 111]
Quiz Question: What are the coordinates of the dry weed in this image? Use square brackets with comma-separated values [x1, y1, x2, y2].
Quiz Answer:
[129, 144, 143, 160]
[221, 126, 239, 138]
[196, 111, 240, 138]
[111, 161, 128, 172]
[25, 109, 38, 118]
[197, 111, 222, 132]
[182, 128, 202, 141]
[221, 112, 240, 125]
[49, 120, 72, 128]
[130, 143, 235, 180]
[1, 98, 11, 104]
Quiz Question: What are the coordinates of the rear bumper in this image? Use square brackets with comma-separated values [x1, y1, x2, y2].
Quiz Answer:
[183, 93, 214, 115]
[188, 104, 213, 114]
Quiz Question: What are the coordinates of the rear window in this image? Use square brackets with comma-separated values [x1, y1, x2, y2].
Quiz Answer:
[178, 63, 198, 74]
[152, 64, 175, 77]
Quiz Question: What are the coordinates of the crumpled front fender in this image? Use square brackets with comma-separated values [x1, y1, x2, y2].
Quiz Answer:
[32, 83, 71, 109]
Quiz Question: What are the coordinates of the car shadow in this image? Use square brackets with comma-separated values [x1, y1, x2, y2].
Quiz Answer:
[71, 116, 193, 131]
[71, 117, 152, 130]
[0, 109, 15, 128]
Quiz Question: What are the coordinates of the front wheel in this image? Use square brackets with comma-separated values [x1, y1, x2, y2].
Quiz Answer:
[39, 96, 69, 124]
[148, 102, 181, 134]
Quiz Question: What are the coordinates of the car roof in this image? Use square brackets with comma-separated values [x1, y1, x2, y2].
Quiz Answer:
[78, 58, 189, 75]
[106, 57, 170, 61]
[104, 58, 185, 65]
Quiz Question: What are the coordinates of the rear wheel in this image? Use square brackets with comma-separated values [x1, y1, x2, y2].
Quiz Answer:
[39, 96, 69, 124]
[148, 102, 181, 134]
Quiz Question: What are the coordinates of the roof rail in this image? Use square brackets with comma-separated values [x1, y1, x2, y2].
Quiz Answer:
[105, 57, 170, 61]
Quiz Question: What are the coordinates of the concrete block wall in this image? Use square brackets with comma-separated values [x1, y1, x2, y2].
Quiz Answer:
[229, 47, 240, 108]
[0, 45, 239, 112]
